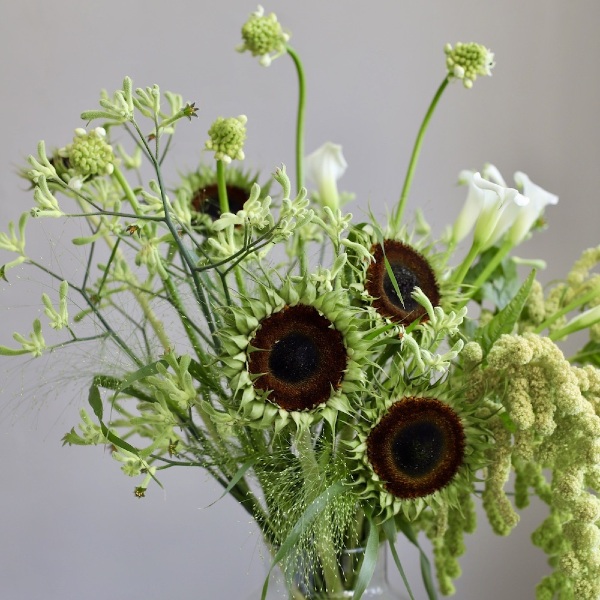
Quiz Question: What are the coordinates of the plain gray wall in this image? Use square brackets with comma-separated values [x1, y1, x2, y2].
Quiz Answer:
[1, 1, 599, 599]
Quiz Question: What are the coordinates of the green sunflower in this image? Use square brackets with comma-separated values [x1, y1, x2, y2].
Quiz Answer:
[348, 386, 490, 522]
[348, 225, 457, 327]
[219, 276, 372, 432]
[175, 164, 270, 224]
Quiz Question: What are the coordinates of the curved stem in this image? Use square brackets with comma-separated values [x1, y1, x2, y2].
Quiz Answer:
[287, 46, 306, 195]
[391, 77, 449, 232]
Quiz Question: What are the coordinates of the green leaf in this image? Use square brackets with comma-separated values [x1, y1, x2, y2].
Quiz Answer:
[87, 383, 141, 456]
[465, 247, 520, 308]
[383, 255, 404, 307]
[396, 516, 439, 600]
[115, 359, 168, 394]
[382, 519, 416, 600]
[475, 270, 536, 355]
[569, 340, 600, 367]
[205, 458, 257, 508]
[88, 383, 103, 421]
[352, 515, 381, 600]
[261, 481, 346, 600]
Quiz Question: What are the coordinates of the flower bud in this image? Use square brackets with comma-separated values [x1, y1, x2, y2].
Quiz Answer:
[305, 142, 347, 210]
[205, 115, 247, 164]
[237, 5, 290, 67]
[444, 42, 495, 88]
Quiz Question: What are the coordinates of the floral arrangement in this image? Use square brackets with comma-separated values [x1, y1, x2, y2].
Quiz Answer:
[2, 5, 600, 599]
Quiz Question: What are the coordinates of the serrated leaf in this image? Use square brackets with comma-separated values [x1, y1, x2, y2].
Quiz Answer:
[475, 270, 536, 355]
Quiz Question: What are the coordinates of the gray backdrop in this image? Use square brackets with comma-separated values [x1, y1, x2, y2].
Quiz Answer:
[1, 1, 599, 599]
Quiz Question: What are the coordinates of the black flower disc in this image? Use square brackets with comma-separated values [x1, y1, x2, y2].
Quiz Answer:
[366, 397, 465, 499]
[248, 304, 348, 411]
[366, 241, 440, 324]
[191, 183, 249, 220]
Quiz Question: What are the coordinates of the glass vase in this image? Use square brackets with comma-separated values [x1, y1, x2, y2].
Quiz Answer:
[253, 544, 401, 600]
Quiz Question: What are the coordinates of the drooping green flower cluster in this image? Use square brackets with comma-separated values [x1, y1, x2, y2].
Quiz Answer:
[464, 332, 600, 599]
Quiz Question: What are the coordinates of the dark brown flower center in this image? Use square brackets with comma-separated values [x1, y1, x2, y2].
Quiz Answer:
[366, 240, 440, 324]
[366, 397, 465, 499]
[191, 183, 248, 220]
[248, 304, 348, 412]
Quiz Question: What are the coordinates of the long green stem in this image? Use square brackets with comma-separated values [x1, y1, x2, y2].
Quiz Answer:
[216, 159, 229, 215]
[534, 284, 600, 334]
[391, 77, 449, 232]
[113, 165, 142, 215]
[131, 119, 220, 350]
[451, 241, 482, 287]
[287, 46, 306, 195]
[457, 238, 514, 309]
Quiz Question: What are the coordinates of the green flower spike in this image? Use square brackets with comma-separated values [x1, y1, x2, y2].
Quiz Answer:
[218, 276, 372, 433]
[444, 42, 495, 88]
[348, 387, 490, 523]
[205, 116, 247, 164]
[237, 5, 290, 67]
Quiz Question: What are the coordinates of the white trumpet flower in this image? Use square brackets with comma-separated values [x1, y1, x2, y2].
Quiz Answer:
[305, 142, 347, 211]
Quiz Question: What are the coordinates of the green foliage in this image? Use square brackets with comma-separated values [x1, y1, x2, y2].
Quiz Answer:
[475, 270, 536, 354]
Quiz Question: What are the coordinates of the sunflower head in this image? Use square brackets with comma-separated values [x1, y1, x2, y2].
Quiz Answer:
[220, 277, 372, 432]
[248, 304, 348, 412]
[366, 240, 441, 325]
[176, 165, 269, 224]
[366, 397, 465, 499]
[349, 389, 490, 521]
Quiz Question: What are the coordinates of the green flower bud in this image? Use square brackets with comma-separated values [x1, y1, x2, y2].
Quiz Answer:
[444, 42, 495, 88]
[63, 127, 115, 178]
[237, 5, 290, 67]
[205, 115, 247, 164]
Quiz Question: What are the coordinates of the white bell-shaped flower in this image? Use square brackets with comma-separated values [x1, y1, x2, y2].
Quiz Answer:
[509, 171, 558, 245]
[305, 142, 347, 210]
[451, 165, 556, 250]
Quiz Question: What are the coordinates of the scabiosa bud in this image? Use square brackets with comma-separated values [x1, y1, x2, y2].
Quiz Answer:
[62, 127, 115, 178]
[205, 115, 247, 164]
[237, 5, 290, 67]
[444, 42, 495, 88]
